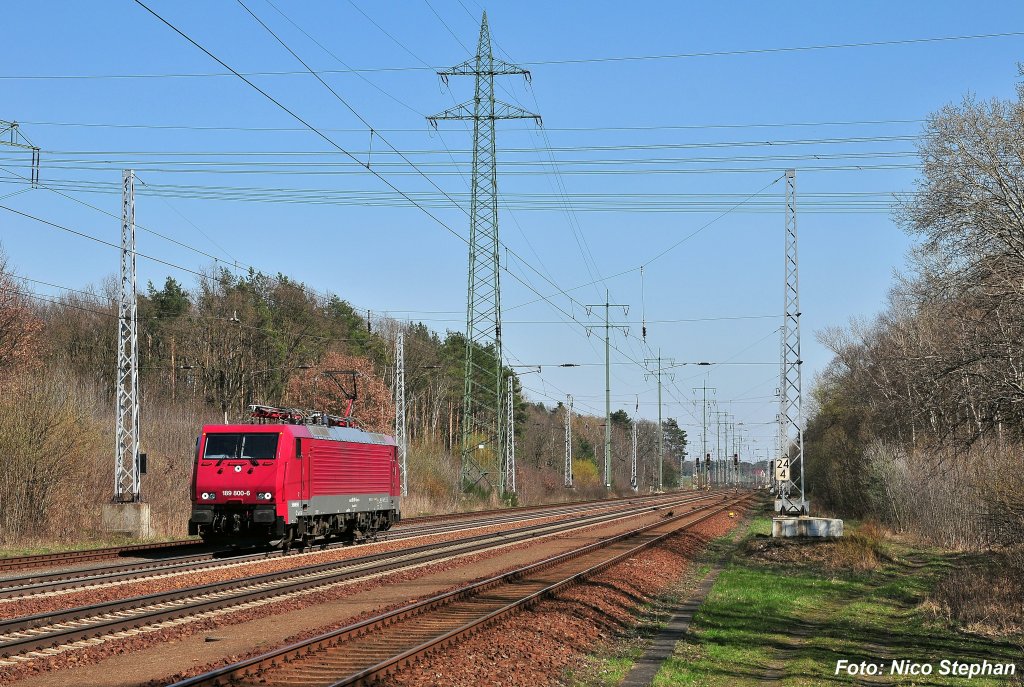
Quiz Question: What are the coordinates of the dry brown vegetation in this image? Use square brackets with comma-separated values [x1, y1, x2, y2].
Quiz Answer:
[284, 351, 394, 434]
[926, 549, 1024, 637]
[802, 76, 1024, 637]
[806, 84, 1024, 553]
[0, 254, 686, 546]
[744, 527, 886, 573]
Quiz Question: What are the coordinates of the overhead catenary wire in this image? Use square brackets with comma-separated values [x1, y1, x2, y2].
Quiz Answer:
[131, 0, 470, 256]
[0, 175, 905, 213]
[0, 165, 238, 269]
[23, 133, 923, 155]
[0, 165, 391, 318]
[28, 3, 642, 409]
[119, 4, 655, 419]
[130, 0, 623, 342]
[228, 0, 653, 401]
[10, 117, 927, 133]
[3, 28, 1020, 79]
[263, 0, 424, 118]
[0, 203, 208, 279]
[4, 4, 811, 436]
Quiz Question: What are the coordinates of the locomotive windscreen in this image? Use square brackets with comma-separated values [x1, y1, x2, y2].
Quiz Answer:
[204, 433, 279, 460]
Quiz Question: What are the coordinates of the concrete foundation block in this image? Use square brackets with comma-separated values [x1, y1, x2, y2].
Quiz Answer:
[102, 502, 153, 539]
[772, 516, 843, 538]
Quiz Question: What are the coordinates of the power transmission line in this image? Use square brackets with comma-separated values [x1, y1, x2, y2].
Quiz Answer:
[114, 0, 807, 446]
[5, 29, 1019, 79]
[11, 117, 926, 132]
[26, 133, 921, 156]
[129, 0, 634, 355]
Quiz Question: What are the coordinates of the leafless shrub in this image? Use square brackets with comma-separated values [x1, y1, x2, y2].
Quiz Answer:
[0, 370, 104, 544]
[927, 552, 1024, 636]
[807, 84, 1024, 554]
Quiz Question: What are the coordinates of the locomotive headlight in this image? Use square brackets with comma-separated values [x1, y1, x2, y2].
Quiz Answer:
[257, 492, 272, 500]
[201, 492, 214, 500]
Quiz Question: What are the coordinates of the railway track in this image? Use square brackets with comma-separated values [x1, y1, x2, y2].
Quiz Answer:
[0, 492, 670, 576]
[0, 540, 199, 574]
[0, 492, 721, 664]
[0, 494, 686, 600]
[172, 494, 751, 687]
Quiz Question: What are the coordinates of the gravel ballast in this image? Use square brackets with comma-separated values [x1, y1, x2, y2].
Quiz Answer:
[377, 508, 746, 687]
[1, 498, 701, 686]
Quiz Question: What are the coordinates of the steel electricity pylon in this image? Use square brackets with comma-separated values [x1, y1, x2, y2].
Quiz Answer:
[114, 170, 141, 503]
[394, 332, 408, 497]
[776, 169, 808, 514]
[428, 13, 539, 491]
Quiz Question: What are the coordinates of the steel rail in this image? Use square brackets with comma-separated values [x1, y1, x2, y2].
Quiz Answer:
[0, 540, 198, 573]
[0, 493, 719, 659]
[0, 493, 685, 598]
[0, 492, 670, 575]
[172, 493, 750, 687]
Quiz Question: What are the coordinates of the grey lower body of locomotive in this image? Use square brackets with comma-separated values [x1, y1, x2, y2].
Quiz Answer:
[190, 493, 401, 549]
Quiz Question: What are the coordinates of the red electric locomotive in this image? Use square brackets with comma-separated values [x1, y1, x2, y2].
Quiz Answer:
[188, 404, 401, 550]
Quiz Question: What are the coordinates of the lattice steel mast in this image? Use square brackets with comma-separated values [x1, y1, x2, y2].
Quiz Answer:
[564, 394, 573, 487]
[114, 170, 141, 503]
[504, 375, 516, 494]
[776, 169, 808, 514]
[714, 410, 727, 486]
[394, 332, 408, 497]
[630, 418, 638, 492]
[429, 13, 539, 490]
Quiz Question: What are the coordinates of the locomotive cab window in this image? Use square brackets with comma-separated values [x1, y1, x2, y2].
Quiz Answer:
[204, 433, 280, 461]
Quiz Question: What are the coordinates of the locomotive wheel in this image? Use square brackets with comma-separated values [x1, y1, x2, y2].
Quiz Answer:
[282, 528, 295, 554]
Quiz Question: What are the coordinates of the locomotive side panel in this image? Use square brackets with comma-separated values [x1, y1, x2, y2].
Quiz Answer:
[300, 438, 396, 518]
[311, 440, 392, 493]
[189, 417, 400, 546]
[391, 456, 401, 498]
[276, 432, 301, 523]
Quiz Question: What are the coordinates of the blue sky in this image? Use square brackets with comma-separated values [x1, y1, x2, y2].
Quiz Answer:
[2, 1, 1023, 458]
